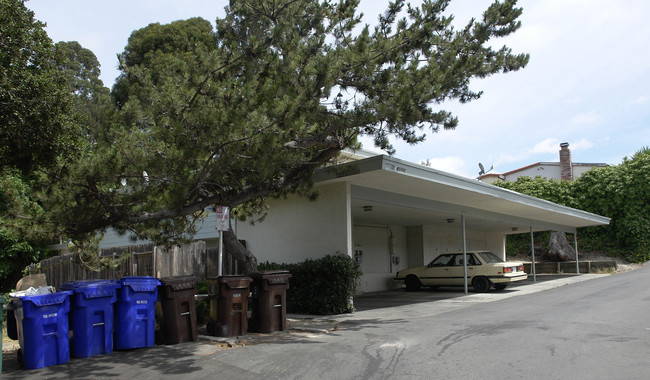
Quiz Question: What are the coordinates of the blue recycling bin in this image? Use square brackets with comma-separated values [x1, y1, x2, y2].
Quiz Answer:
[114, 276, 161, 349]
[60, 280, 120, 358]
[13, 291, 72, 369]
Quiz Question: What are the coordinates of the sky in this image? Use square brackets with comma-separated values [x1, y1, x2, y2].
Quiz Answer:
[27, 0, 650, 179]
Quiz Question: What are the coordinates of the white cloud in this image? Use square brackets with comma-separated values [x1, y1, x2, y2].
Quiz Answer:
[493, 151, 532, 167]
[565, 96, 583, 104]
[571, 111, 601, 125]
[531, 138, 561, 154]
[421, 156, 467, 177]
[569, 139, 594, 151]
[632, 96, 648, 105]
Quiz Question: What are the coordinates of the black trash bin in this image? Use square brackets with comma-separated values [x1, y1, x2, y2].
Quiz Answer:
[207, 276, 252, 337]
[158, 276, 198, 345]
[5, 301, 17, 340]
[249, 271, 292, 333]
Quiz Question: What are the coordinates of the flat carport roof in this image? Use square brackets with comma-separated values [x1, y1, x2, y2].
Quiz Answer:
[313, 155, 610, 233]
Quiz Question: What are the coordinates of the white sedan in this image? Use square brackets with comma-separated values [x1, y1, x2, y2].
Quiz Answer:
[395, 251, 528, 292]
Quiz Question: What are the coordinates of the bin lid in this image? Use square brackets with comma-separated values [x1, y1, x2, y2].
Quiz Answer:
[60, 279, 120, 298]
[13, 290, 72, 307]
[119, 276, 161, 292]
[160, 276, 198, 291]
[215, 275, 252, 289]
[251, 271, 292, 284]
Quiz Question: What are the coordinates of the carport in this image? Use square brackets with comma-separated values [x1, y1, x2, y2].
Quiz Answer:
[314, 154, 611, 293]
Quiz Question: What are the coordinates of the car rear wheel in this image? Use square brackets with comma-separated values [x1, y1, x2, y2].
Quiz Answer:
[472, 276, 490, 293]
[405, 275, 421, 291]
[494, 283, 508, 291]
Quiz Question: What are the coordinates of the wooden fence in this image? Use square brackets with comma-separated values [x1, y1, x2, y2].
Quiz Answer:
[28, 241, 245, 288]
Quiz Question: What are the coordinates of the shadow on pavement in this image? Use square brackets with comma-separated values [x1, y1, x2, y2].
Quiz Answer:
[352, 274, 582, 312]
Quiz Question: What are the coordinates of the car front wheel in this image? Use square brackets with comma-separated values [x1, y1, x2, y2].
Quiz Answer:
[405, 275, 421, 291]
[472, 276, 490, 293]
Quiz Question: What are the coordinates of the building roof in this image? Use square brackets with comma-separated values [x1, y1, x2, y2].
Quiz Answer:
[479, 161, 609, 181]
[314, 155, 610, 234]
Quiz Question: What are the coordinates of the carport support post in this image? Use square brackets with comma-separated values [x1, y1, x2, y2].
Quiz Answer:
[530, 227, 537, 283]
[574, 233, 579, 274]
[462, 214, 468, 294]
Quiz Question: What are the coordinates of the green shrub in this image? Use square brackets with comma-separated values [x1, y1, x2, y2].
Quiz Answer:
[258, 254, 362, 315]
[195, 280, 210, 325]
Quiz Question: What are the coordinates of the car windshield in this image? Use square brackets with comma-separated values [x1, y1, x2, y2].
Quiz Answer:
[477, 251, 504, 263]
[429, 254, 454, 266]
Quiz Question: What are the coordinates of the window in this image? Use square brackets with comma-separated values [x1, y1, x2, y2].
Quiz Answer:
[477, 251, 504, 264]
[429, 254, 454, 267]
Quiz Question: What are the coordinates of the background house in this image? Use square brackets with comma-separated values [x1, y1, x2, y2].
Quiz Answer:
[478, 143, 608, 184]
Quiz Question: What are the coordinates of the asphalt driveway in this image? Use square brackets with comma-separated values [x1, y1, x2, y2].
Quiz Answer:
[2, 273, 605, 378]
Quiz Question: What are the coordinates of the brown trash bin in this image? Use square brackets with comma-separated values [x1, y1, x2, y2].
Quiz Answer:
[249, 271, 292, 333]
[158, 276, 198, 345]
[207, 276, 252, 337]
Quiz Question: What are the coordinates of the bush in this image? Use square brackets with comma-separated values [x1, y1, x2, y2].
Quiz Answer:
[258, 254, 362, 315]
[195, 281, 210, 325]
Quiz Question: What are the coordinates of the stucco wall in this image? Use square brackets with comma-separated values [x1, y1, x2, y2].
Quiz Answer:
[353, 224, 408, 293]
[237, 181, 352, 264]
[406, 224, 506, 266]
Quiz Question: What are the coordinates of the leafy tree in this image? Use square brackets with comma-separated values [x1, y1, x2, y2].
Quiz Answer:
[0, 1, 111, 285]
[494, 176, 576, 208]
[42, 0, 529, 272]
[54, 41, 113, 140]
[572, 147, 650, 262]
[0, 170, 50, 292]
[0, 0, 80, 173]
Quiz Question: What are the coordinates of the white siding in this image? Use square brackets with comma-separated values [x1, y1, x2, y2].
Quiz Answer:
[505, 164, 562, 181]
[353, 224, 407, 293]
[237, 182, 352, 264]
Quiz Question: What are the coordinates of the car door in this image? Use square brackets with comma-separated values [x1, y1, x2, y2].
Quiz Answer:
[447, 253, 478, 285]
[421, 254, 454, 286]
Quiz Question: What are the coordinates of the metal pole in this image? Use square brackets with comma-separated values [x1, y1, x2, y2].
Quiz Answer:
[462, 214, 468, 294]
[574, 232, 579, 274]
[530, 227, 536, 283]
[218, 230, 224, 277]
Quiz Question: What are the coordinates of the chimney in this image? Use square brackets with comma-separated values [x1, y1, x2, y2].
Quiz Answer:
[559, 142, 573, 180]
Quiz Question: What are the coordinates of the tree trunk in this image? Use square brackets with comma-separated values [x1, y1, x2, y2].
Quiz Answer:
[222, 228, 258, 274]
[547, 231, 576, 262]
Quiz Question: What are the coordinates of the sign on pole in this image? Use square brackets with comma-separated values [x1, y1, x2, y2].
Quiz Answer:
[215, 206, 230, 231]
[215, 206, 230, 277]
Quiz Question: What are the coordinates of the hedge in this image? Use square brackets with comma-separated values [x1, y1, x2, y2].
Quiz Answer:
[258, 254, 362, 315]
